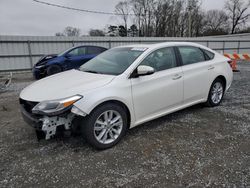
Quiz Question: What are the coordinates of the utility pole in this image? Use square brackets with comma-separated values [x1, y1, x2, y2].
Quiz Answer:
[188, 0, 192, 37]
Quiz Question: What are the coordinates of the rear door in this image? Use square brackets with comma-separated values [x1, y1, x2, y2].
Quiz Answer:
[177, 46, 214, 104]
[131, 47, 183, 123]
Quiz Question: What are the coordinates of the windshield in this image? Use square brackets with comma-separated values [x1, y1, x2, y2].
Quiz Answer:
[79, 47, 146, 75]
[57, 47, 75, 56]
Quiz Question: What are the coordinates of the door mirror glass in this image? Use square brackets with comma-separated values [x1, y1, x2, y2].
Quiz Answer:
[136, 65, 155, 76]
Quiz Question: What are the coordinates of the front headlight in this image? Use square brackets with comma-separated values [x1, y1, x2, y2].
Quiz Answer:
[32, 95, 82, 115]
[35, 65, 46, 69]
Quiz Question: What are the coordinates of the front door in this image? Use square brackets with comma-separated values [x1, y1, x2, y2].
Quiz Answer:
[131, 47, 183, 124]
[65, 46, 89, 69]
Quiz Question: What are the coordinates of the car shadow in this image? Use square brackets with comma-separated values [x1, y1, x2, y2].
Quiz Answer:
[128, 103, 204, 133]
[39, 103, 205, 152]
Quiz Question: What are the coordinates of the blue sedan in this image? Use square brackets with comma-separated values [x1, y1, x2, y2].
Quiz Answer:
[33, 45, 107, 79]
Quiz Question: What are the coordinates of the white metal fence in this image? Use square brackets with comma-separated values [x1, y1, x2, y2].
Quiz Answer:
[0, 35, 250, 71]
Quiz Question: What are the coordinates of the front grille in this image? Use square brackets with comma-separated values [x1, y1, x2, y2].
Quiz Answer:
[19, 98, 39, 113]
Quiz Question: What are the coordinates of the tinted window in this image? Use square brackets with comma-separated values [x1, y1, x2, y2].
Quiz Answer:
[68, 47, 86, 56]
[178, 46, 205, 65]
[203, 49, 215, 60]
[87, 47, 104, 55]
[140, 47, 177, 71]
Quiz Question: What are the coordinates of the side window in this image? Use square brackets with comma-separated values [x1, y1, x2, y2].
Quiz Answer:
[87, 47, 103, 55]
[68, 47, 86, 56]
[140, 47, 177, 72]
[178, 46, 205, 65]
[77, 47, 86, 55]
[202, 49, 215, 60]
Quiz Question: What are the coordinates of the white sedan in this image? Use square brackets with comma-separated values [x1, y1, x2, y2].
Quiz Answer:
[20, 42, 233, 149]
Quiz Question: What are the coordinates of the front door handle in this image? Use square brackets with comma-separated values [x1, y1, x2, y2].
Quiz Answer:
[172, 74, 182, 80]
[208, 66, 215, 70]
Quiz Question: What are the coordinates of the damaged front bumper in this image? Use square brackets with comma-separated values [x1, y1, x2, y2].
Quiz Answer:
[40, 113, 74, 139]
[20, 104, 75, 140]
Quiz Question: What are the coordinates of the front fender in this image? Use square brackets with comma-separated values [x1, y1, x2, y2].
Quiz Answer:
[72, 81, 136, 127]
[46, 56, 65, 66]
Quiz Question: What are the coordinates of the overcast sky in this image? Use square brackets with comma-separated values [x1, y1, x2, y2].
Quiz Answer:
[0, 0, 226, 36]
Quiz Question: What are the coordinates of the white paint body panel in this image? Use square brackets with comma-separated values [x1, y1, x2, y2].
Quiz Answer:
[182, 60, 213, 103]
[131, 67, 183, 125]
[20, 42, 233, 129]
[20, 69, 115, 101]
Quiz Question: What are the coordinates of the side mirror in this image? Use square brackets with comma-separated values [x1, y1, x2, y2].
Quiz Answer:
[64, 53, 71, 58]
[131, 65, 155, 78]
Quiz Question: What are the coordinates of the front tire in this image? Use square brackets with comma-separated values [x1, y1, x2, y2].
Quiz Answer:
[205, 78, 225, 107]
[81, 103, 128, 150]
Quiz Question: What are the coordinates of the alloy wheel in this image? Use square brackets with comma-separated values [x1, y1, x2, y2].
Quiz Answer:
[211, 82, 223, 104]
[94, 110, 123, 144]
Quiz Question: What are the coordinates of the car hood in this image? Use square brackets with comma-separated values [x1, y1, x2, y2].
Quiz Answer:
[20, 69, 115, 102]
[36, 54, 58, 66]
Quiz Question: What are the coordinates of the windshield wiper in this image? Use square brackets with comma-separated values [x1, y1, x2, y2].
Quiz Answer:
[82, 69, 102, 74]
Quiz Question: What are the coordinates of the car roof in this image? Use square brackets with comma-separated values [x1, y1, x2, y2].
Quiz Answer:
[115, 42, 210, 51]
[73, 45, 107, 49]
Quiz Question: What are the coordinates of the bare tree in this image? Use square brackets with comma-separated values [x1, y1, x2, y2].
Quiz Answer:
[55, 32, 64, 36]
[185, 0, 204, 37]
[154, 0, 185, 37]
[202, 10, 229, 35]
[63, 26, 81, 37]
[130, 0, 143, 36]
[115, 1, 130, 35]
[154, 0, 171, 37]
[225, 0, 250, 34]
[113, 0, 250, 37]
[170, 0, 186, 37]
[130, 0, 156, 37]
[205, 10, 229, 31]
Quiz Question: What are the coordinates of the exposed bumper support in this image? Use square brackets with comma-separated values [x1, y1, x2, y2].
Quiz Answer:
[40, 113, 75, 140]
[21, 105, 75, 140]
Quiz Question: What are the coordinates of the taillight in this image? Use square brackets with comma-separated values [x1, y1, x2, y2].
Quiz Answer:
[228, 60, 239, 72]
[227, 60, 233, 68]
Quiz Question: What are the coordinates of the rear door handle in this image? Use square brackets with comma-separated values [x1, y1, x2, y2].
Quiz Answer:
[208, 66, 215, 70]
[172, 74, 182, 80]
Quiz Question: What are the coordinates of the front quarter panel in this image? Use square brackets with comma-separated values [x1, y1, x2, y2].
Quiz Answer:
[73, 76, 136, 127]
[46, 56, 66, 69]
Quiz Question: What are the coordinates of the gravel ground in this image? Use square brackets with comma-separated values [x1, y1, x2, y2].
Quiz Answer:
[0, 63, 250, 188]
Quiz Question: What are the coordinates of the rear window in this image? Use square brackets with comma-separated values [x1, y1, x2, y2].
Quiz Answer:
[203, 49, 215, 60]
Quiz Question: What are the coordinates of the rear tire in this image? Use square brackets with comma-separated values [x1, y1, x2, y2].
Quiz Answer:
[47, 65, 62, 76]
[81, 103, 128, 150]
[205, 78, 225, 107]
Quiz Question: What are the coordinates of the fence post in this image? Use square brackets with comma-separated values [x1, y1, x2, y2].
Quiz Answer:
[222, 41, 225, 54]
[108, 40, 111, 49]
[27, 40, 33, 69]
[237, 41, 240, 54]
